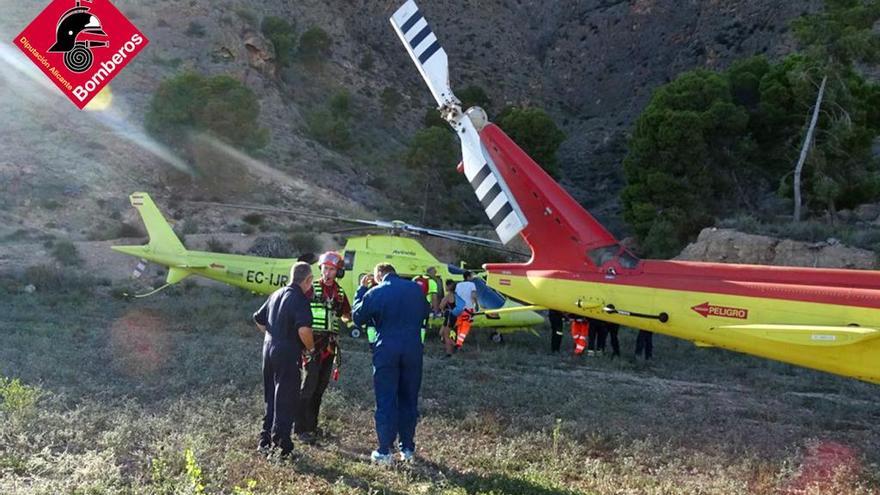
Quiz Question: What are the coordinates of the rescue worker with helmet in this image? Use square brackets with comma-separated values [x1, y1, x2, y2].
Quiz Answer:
[296, 251, 351, 445]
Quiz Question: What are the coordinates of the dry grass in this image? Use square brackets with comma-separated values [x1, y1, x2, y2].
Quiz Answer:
[1, 283, 879, 494]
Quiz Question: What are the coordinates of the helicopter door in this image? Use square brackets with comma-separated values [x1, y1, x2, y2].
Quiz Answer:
[343, 250, 355, 271]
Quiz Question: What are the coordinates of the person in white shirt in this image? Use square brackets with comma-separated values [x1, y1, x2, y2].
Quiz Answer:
[452, 271, 479, 349]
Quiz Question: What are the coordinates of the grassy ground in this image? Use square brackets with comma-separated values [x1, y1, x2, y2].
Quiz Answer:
[1, 281, 879, 494]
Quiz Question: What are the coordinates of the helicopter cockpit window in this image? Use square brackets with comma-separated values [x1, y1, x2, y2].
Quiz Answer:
[587, 246, 618, 267]
[343, 251, 355, 271]
[619, 250, 640, 269]
[587, 244, 641, 270]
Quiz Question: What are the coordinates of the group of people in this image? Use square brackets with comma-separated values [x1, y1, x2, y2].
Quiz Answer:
[548, 310, 654, 359]
[411, 268, 481, 357]
[253, 251, 352, 458]
[254, 252, 431, 464]
[253, 254, 655, 465]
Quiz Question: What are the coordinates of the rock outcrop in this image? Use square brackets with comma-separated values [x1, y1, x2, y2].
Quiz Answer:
[678, 228, 878, 269]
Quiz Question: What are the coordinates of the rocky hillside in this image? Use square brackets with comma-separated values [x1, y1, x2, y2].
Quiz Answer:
[678, 228, 878, 269]
[0, 0, 822, 246]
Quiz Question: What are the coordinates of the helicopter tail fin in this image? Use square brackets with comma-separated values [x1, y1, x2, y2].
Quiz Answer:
[477, 124, 620, 270]
[128, 192, 186, 255]
[390, 0, 619, 268]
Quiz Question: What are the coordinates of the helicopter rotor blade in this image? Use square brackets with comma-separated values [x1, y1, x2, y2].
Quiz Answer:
[187, 200, 526, 255]
[188, 201, 351, 224]
[390, 1, 528, 245]
[421, 230, 528, 257]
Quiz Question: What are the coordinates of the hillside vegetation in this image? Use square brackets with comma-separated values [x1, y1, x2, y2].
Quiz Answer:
[623, 0, 880, 257]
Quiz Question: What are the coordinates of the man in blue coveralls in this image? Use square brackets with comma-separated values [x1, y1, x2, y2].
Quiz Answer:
[353, 262, 430, 465]
[253, 261, 316, 460]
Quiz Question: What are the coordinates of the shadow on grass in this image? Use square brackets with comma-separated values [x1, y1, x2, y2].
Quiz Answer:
[300, 444, 579, 495]
[418, 457, 580, 495]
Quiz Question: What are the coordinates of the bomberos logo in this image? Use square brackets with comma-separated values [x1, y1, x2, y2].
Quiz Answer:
[14, 0, 149, 109]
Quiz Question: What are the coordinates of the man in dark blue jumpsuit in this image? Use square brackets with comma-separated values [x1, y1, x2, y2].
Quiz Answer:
[253, 261, 316, 459]
[353, 263, 430, 464]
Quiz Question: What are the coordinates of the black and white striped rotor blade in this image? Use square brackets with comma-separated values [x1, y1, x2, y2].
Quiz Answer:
[390, 1, 459, 109]
[459, 117, 527, 244]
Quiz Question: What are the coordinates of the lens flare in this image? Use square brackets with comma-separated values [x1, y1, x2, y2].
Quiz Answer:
[109, 308, 170, 376]
[0, 42, 193, 175]
[84, 85, 113, 111]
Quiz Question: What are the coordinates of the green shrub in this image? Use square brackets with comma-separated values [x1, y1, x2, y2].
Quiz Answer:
[145, 73, 269, 153]
[242, 213, 264, 225]
[261, 16, 296, 67]
[306, 109, 351, 149]
[184, 448, 206, 495]
[235, 8, 258, 27]
[149, 448, 186, 495]
[380, 87, 401, 115]
[247, 235, 291, 258]
[180, 218, 199, 235]
[299, 27, 331, 65]
[329, 90, 352, 119]
[233, 480, 258, 495]
[497, 106, 566, 178]
[288, 232, 320, 255]
[23, 264, 96, 292]
[184, 21, 206, 38]
[40, 198, 61, 210]
[117, 222, 144, 238]
[359, 52, 374, 71]
[458, 84, 492, 110]
[423, 107, 447, 128]
[0, 377, 41, 422]
[51, 240, 82, 266]
[206, 237, 233, 253]
[405, 127, 458, 186]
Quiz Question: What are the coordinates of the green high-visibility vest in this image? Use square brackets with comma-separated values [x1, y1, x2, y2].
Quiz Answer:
[426, 278, 438, 303]
[311, 281, 345, 333]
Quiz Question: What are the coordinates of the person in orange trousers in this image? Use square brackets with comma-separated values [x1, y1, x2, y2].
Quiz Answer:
[453, 271, 478, 349]
[569, 316, 589, 356]
[454, 309, 475, 348]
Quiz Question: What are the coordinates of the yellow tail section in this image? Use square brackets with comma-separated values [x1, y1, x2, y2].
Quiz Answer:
[112, 193, 192, 287]
[129, 192, 186, 254]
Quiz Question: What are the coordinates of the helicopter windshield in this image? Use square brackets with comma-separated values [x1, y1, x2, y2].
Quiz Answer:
[472, 277, 506, 310]
[587, 244, 640, 269]
[446, 264, 467, 275]
[444, 264, 507, 309]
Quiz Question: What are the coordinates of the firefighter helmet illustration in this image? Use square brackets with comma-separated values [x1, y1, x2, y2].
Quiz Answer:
[48, 0, 109, 73]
